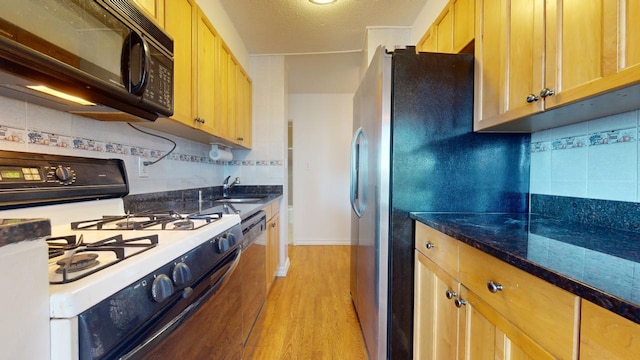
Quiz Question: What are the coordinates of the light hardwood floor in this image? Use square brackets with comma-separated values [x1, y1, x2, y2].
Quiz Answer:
[245, 246, 369, 359]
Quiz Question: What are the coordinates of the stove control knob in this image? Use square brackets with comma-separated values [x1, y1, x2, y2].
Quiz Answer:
[54, 166, 75, 183]
[172, 262, 192, 287]
[216, 237, 230, 253]
[151, 274, 174, 303]
[226, 232, 237, 246]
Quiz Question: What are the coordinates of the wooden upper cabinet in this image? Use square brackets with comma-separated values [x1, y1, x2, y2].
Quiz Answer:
[452, 0, 474, 52]
[544, 0, 640, 109]
[474, 0, 545, 131]
[164, 0, 195, 127]
[195, 10, 220, 136]
[417, 0, 474, 54]
[436, 7, 454, 53]
[417, 27, 437, 53]
[132, 0, 164, 26]
[475, 0, 640, 132]
[236, 69, 252, 148]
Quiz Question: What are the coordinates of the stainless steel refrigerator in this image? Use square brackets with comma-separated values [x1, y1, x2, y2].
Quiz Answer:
[349, 46, 530, 359]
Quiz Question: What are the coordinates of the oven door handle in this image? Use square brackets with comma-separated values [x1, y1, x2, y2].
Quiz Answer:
[120, 248, 242, 360]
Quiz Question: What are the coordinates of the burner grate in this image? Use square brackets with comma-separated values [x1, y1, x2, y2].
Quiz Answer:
[48, 234, 158, 284]
[69, 211, 223, 230]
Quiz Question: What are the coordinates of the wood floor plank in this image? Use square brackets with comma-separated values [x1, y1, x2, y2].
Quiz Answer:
[245, 246, 369, 359]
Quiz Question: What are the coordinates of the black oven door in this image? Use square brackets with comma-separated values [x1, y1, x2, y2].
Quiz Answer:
[120, 248, 243, 360]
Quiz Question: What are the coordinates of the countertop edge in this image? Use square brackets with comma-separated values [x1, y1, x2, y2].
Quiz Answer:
[0, 218, 51, 248]
[410, 213, 640, 325]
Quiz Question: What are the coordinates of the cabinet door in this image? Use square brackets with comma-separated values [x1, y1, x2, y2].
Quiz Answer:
[474, 0, 545, 131]
[266, 213, 280, 292]
[459, 287, 556, 360]
[544, 0, 640, 110]
[236, 69, 252, 148]
[452, 0, 474, 53]
[216, 42, 230, 139]
[164, 0, 195, 126]
[132, 0, 164, 26]
[580, 300, 640, 359]
[418, 27, 438, 53]
[196, 11, 220, 135]
[414, 251, 460, 360]
[436, 6, 454, 53]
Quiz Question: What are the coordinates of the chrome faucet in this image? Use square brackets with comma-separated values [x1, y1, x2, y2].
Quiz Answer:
[222, 176, 240, 197]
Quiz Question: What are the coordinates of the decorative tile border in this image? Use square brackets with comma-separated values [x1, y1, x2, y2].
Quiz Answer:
[531, 127, 637, 153]
[0, 124, 284, 168]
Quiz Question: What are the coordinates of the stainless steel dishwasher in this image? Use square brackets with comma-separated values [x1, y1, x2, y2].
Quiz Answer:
[240, 210, 267, 347]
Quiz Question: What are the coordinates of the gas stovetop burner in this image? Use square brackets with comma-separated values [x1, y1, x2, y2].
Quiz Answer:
[56, 253, 99, 273]
[172, 220, 194, 230]
[48, 234, 159, 284]
[70, 211, 223, 231]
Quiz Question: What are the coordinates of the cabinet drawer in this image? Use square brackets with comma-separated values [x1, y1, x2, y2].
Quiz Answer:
[459, 242, 579, 359]
[580, 300, 640, 359]
[415, 222, 458, 278]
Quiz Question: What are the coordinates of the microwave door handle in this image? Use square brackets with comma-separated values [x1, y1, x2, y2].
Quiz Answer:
[121, 31, 149, 96]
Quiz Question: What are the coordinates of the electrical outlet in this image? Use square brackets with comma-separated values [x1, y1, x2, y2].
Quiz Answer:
[137, 157, 149, 178]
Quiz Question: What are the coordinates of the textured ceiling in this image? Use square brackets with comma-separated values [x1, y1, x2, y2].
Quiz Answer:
[219, 0, 429, 55]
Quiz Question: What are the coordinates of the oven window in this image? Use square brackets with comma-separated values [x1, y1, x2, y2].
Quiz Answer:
[0, 0, 130, 87]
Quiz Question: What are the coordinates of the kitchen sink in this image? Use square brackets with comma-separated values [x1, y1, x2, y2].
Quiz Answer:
[213, 197, 264, 203]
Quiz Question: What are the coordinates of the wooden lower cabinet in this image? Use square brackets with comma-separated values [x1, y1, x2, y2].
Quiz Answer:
[266, 202, 280, 293]
[414, 251, 461, 359]
[580, 300, 640, 359]
[459, 286, 557, 360]
[414, 222, 580, 359]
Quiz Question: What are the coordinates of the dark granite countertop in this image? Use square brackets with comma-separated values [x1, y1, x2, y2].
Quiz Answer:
[410, 212, 640, 324]
[124, 186, 283, 221]
[0, 218, 51, 248]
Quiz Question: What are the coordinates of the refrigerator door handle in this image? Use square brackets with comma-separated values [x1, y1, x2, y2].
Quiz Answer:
[350, 127, 367, 217]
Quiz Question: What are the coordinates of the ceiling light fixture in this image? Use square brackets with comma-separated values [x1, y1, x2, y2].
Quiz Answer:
[309, 0, 337, 4]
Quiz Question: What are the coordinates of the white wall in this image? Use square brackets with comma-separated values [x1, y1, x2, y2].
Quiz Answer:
[248, 55, 289, 271]
[410, 0, 449, 44]
[0, 96, 223, 194]
[531, 110, 640, 202]
[289, 94, 353, 245]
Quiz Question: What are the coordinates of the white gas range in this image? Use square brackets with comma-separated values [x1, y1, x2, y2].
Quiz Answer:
[0, 151, 243, 359]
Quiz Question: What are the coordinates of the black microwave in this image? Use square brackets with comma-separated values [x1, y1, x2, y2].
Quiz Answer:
[0, 0, 173, 121]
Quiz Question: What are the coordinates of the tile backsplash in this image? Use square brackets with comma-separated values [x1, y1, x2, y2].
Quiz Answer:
[0, 95, 282, 194]
[530, 109, 640, 202]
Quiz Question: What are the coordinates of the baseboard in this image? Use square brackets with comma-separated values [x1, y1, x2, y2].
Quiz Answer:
[292, 240, 351, 246]
[276, 257, 290, 277]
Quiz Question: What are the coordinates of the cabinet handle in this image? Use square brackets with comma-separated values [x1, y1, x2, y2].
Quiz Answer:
[271, 222, 276, 228]
[445, 290, 457, 299]
[487, 280, 504, 293]
[237, 137, 244, 142]
[526, 94, 539, 103]
[194, 117, 205, 124]
[425, 242, 435, 249]
[454, 298, 467, 308]
[540, 88, 555, 98]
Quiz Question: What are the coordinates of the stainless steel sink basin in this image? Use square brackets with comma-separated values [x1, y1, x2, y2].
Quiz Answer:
[213, 197, 263, 203]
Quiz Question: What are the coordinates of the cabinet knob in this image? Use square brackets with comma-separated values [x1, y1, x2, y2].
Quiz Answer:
[194, 117, 205, 124]
[540, 88, 555, 98]
[445, 290, 457, 299]
[487, 280, 504, 293]
[425, 242, 435, 249]
[454, 298, 467, 308]
[237, 137, 244, 142]
[526, 94, 539, 103]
